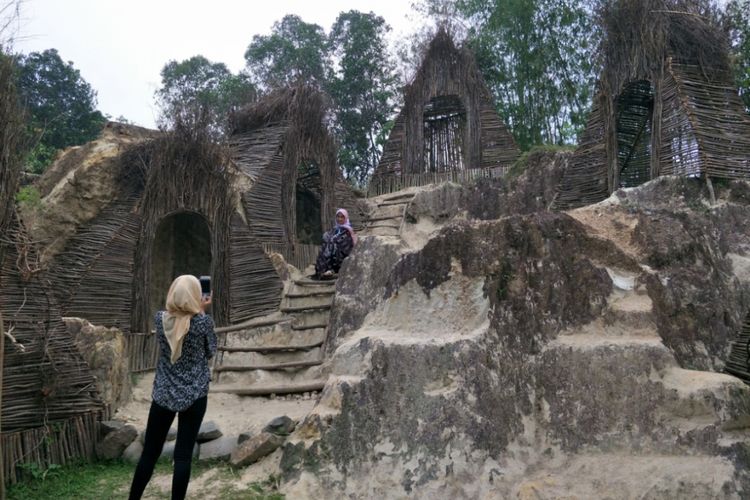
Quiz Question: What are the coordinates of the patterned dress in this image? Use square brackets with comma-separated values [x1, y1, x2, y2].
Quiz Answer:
[315, 226, 354, 276]
[152, 312, 217, 412]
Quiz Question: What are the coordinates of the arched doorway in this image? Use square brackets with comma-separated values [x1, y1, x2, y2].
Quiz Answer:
[423, 94, 466, 173]
[616, 80, 654, 188]
[296, 160, 323, 245]
[149, 211, 212, 318]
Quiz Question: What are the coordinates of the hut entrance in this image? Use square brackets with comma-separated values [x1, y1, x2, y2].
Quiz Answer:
[616, 80, 654, 188]
[423, 94, 466, 173]
[295, 160, 323, 245]
[150, 211, 212, 318]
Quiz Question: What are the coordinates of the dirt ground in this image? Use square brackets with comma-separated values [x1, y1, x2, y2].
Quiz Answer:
[113, 373, 316, 498]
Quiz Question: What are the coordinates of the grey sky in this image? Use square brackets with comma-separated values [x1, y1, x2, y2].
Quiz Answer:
[14, 0, 420, 128]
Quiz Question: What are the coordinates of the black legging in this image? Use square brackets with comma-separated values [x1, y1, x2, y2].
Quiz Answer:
[128, 396, 207, 500]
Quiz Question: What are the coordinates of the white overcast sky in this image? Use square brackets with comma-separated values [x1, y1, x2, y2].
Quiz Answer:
[12, 0, 421, 128]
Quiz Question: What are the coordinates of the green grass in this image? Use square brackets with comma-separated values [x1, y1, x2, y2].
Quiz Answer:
[6, 459, 284, 500]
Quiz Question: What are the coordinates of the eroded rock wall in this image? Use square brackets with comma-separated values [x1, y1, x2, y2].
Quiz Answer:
[276, 174, 750, 498]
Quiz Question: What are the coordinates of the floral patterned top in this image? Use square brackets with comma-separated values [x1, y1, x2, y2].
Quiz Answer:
[152, 311, 217, 412]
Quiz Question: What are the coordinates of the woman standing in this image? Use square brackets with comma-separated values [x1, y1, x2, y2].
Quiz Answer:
[129, 274, 216, 500]
[313, 208, 357, 280]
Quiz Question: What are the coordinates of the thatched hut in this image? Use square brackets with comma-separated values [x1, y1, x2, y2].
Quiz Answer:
[368, 28, 520, 196]
[36, 84, 360, 340]
[0, 53, 103, 486]
[553, 0, 750, 209]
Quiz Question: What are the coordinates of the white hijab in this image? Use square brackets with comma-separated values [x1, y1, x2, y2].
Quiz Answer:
[162, 275, 202, 364]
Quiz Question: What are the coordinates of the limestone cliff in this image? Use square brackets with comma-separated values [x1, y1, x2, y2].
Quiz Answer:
[274, 172, 750, 498]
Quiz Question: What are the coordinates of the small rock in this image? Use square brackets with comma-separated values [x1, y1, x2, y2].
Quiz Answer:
[199, 435, 238, 461]
[238, 432, 252, 445]
[122, 439, 143, 463]
[167, 427, 177, 441]
[230, 432, 285, 467]
[96, 424, 138, 460]
[263, 416, 296, 436]
[197, 420, 222, 443]
[160, 441, 199, 460]
[99, 420, 125, 437]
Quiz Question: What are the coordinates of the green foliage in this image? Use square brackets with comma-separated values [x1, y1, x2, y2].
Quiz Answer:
[15, 185, 41, 207]
[155, 55, 256, 135]
[244, 15, 330, 90]
[418, 0, 598, 150]
[328, 11, 399, 186]
[725, 0, 750, 111]
[506, 144, 575, 179]
[6, 459, 284, 500]
[15, 49, 105, 172]
[25, 142, 56, 174]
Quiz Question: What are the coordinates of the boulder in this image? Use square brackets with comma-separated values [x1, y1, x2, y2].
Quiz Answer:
[95, 424, 137, 460]
[122, 439, 143, 464]
[99, 420, 125, 437]
[263, 416, 296, 436]
[231, 432, 284, 467]
[277, 177, 750, 498]
[64, 317, 131, 411]
[196, 420, 222, 443]
[199, 435, 238, 461]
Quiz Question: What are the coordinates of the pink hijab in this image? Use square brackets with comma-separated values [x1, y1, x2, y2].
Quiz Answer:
[336, 208, 357, 244]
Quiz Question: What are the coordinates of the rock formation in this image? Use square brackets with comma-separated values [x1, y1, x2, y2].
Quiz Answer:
[272, 166, 750, 498]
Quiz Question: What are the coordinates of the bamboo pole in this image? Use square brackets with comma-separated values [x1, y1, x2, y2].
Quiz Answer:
[1, 308, 5, 499]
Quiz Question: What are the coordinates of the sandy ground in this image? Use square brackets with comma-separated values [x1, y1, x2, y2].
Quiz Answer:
[114, 373, 316, 438]
[112, 373, 317, 498]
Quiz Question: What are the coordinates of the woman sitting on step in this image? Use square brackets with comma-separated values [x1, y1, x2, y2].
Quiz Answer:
[129, 274, 216, 500]
[312, 208, 357, 280]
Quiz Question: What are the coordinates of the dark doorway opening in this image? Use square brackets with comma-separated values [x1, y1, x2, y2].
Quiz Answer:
[616, 80, 654, 188]
[150, 211, 212, 318]
[423, 94, 466, 173]
[296, 161, 323, 245]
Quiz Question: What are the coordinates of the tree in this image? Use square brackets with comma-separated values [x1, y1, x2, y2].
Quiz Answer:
[244, 15, 330, 90]
[155, 55, 256, 134]
[328, 11, 399, 185]
[16, 49, 105, 172]
[725, 0, 750, 111]
[413, 0, 597, 150]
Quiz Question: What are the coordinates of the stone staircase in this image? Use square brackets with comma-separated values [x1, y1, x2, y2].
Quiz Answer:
[546, 267, 746, 444]
[363, 190, 417, 237]
[211, 277, 336, 397]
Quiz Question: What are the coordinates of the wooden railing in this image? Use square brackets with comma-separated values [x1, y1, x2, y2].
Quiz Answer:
[367, 166, 509, 197]
[125, 331, 159, 373]
[262, 242, 319, 271]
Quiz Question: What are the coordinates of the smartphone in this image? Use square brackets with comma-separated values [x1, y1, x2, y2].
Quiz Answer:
[199, 275, 211, 297]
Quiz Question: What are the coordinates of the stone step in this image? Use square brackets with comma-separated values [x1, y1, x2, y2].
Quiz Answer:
[214, 359, 323, 372]
[219, 346, 322, 366]
[280, 303, 331, 313]
[218, 340, 324, 353]
[211, 380, 326, 396]
[368, 226, 401, 237]
[285, 289, 335, 299]
[293, 277, 338, 287]
[377, 199, 412, 207]
[291, 310, 331, 330]
[215, 312, 291, 335]
[366, 216, 403, 225]
[214, 363, 327, 387]
[368, 204, 406, 219]
[220, 324, 326, 349]
[604, 290, 655, 330]
[569, 318, 659, 338]
[379, 191, 416, 203]
[367, 220, 401, 229]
